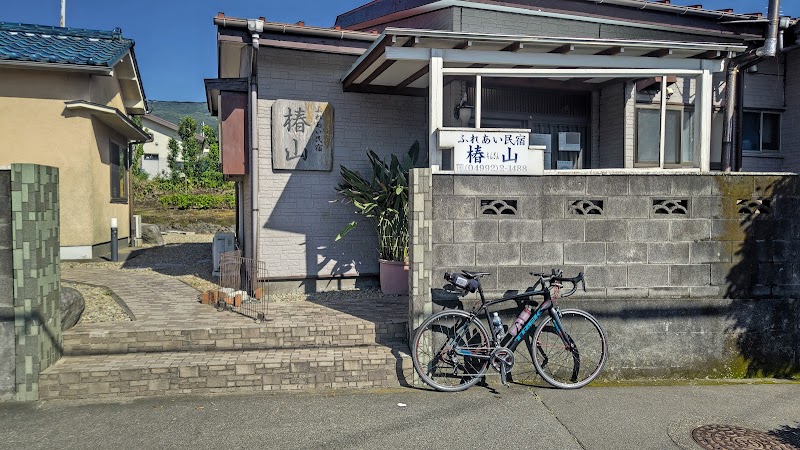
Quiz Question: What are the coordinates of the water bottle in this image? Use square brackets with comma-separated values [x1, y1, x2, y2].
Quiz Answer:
[492, 312, 505, 341]
[508, 305, 533, 337]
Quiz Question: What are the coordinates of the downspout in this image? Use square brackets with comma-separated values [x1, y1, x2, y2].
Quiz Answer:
[721, 0, 782, 171]
[248, 19, 263, 263]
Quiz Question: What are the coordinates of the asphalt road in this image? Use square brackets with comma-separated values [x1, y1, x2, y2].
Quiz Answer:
[1, 382, 798, 449]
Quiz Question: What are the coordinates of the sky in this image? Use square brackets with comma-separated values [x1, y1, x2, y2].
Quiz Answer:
[2, 0, 799, 103]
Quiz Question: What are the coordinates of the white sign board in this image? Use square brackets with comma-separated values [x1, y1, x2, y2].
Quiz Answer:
[445, 130, 536, 174]
[272, 99, 334, 171]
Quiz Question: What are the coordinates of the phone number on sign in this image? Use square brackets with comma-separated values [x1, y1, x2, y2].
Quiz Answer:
[456, 164, 529, 173]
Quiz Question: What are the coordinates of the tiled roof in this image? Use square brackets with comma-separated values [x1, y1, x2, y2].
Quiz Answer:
[0, 22, 133, 67]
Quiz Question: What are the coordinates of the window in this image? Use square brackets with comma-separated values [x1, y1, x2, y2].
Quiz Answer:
[635, 107, 695, 167]
[742, 111, 781, 152]
[143, 153, 159, 160]
[110, 140, 127, 202]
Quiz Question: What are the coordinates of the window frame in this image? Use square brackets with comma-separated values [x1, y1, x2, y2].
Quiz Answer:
[741, 109, 782, 154]
[634, 104, 696, 169]
[110, 139, 128, 204]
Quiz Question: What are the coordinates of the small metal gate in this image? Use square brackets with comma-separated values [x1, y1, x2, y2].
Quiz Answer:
[217, 250, 270, 323]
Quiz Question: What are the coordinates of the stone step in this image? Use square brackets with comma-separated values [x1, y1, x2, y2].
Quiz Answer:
[63, 299, 408, 356]
[40, 345, 413, 400]
[63, 321, 407, 356]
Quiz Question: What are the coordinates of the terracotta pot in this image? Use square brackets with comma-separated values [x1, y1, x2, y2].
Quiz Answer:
[379, 259, 409, 295]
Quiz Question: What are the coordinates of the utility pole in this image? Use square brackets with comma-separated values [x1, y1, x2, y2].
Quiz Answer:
[60, 0, 65, 27]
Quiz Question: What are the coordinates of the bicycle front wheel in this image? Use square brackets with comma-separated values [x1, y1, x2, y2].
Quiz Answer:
[411, 310, 490, 392]
[532, 309, 607, 389]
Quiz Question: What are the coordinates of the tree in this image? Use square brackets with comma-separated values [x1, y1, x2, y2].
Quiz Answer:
[178, 117, 201, 181]
[199, 125, 223, 186]
[129, 116, 148, 179]
[167, 137, 181, 180]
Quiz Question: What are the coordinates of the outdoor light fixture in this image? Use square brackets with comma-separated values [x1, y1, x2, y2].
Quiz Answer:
[453, 92, 473, 125]
[110, 217, 118, 262]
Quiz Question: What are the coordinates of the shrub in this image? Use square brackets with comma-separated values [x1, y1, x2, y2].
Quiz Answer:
[159, 193, 235, 210]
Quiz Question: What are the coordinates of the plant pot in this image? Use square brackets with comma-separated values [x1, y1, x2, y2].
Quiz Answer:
[379, 259, 409, 295]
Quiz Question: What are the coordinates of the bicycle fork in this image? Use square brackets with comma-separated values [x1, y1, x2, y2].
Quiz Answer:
[549, 308, 581, 383]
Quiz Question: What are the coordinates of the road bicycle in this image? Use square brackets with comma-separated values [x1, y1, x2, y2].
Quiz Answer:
[411, 269, 607, 391]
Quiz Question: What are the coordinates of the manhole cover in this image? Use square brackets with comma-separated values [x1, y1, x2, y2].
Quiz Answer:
[692, 424, 799, 450]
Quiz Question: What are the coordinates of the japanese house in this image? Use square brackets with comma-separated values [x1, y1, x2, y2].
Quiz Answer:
[205, 0, 800, 289]
[0, 22, 149, 259]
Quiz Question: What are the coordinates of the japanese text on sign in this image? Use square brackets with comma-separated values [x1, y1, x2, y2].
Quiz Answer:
[272, 99, 334, 171]
[453, 132, 529, 174]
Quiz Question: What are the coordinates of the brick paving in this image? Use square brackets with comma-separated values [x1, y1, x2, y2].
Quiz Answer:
[41, 267, 411, 400]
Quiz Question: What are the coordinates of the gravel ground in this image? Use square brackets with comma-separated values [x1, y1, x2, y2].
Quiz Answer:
[63, 282, 132, 324]
[63, 233, 391, 322]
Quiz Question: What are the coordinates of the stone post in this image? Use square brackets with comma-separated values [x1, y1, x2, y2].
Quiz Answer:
[408, 168, 433, 342]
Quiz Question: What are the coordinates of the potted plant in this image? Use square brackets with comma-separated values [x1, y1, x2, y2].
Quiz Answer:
[335, 141, 422, 295]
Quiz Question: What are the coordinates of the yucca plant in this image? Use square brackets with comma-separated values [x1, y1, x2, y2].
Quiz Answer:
[335, 141, 422, 262]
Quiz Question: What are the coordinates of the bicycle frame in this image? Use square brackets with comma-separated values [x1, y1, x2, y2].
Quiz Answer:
[452, 279, 569, 361]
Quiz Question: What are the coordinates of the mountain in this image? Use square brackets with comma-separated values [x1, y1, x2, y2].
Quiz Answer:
[147, 101, 218, 129]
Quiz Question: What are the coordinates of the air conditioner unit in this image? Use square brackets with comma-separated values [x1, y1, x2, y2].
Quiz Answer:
[212, 232, 236, 276]
[558, 132, 581, 152]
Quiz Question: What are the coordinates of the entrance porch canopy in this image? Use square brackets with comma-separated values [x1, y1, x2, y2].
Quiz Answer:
[341, 28, 747, 172]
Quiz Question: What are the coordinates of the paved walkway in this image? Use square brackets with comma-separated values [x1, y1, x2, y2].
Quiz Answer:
[61, 267, 407, 335]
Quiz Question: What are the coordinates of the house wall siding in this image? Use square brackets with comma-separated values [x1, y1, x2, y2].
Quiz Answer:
[0, 69, 105, 251]
[741, 56, 787, 173]
[140, 120, 179, 177]
[784, 50, 800, 173]
[457, 7, 739, 42]
[256, 47, 427, 280]
[356, 8, 455, 32]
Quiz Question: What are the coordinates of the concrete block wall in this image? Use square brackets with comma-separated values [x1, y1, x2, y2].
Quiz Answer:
[409, 172, 800, 378]
[425, 173, 800, 299]
[257, 47, 427, 281]
[0, 165, 61, 401]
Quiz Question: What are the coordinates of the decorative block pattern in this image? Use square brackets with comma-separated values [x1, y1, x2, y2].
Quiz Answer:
[5, 165, 61, 401]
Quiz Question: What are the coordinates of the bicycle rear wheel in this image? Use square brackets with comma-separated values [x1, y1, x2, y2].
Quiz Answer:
[411, 310, 490, 392]
[532, 308, 607, 389]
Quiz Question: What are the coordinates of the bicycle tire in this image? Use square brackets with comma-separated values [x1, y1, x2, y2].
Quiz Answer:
[411, 309, 490, 392]
[532, 308, 607, 389]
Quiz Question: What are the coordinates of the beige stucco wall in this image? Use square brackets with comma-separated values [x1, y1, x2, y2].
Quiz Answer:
[0, 68, 131, 253]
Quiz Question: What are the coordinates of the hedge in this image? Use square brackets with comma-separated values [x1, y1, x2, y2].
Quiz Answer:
[159, 193, 235, 210]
